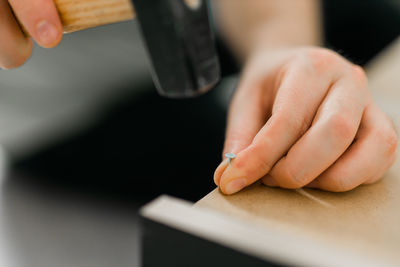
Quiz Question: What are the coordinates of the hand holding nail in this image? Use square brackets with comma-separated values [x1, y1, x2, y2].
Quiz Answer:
[214, 47, 397, 195]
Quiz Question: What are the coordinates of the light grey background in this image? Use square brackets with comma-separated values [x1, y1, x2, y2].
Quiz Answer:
[0, 21, 152, 158]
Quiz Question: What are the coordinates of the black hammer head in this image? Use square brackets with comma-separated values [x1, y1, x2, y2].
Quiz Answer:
[132, 0, 220, 98]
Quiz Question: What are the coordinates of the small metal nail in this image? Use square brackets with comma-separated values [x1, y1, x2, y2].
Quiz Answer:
[225, 153, 236, 165]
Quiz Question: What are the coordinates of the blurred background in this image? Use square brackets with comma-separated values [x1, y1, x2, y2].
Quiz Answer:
[0, 0, 398, 266]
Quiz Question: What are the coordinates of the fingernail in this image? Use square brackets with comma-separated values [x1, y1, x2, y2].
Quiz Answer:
[262, 175, 278, 187]
[224, 178, 247, 195]
[36, 20, 60, 46]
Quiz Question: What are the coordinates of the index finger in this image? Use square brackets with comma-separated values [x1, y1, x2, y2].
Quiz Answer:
[213, 78, 268, 186]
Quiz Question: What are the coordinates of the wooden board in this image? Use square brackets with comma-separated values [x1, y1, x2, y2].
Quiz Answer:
[195, 37, 400, 265]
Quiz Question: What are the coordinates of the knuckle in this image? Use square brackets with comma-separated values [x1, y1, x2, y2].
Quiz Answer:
[328, 113, 356, 140]
[293, 116, 309, 137]
[304, 48, 339, 72]
[351, 65, 368, 87]
[276, 112, 309, 138]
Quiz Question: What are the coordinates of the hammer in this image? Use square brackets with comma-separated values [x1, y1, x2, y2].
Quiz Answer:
[20, 0, 220, 98]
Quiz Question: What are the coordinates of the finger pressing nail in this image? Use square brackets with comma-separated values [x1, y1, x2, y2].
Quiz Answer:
[219, 162, 248, 194]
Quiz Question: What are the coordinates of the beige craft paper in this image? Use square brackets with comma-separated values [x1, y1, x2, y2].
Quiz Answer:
[196, 37, 400, 264]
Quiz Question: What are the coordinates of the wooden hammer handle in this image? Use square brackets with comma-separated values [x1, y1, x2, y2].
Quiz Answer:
[22, 0, 135, 34]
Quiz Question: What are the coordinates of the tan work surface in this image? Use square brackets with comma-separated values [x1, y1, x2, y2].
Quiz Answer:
[197, 175, 400, 264]
[196, 37, 400, 265]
